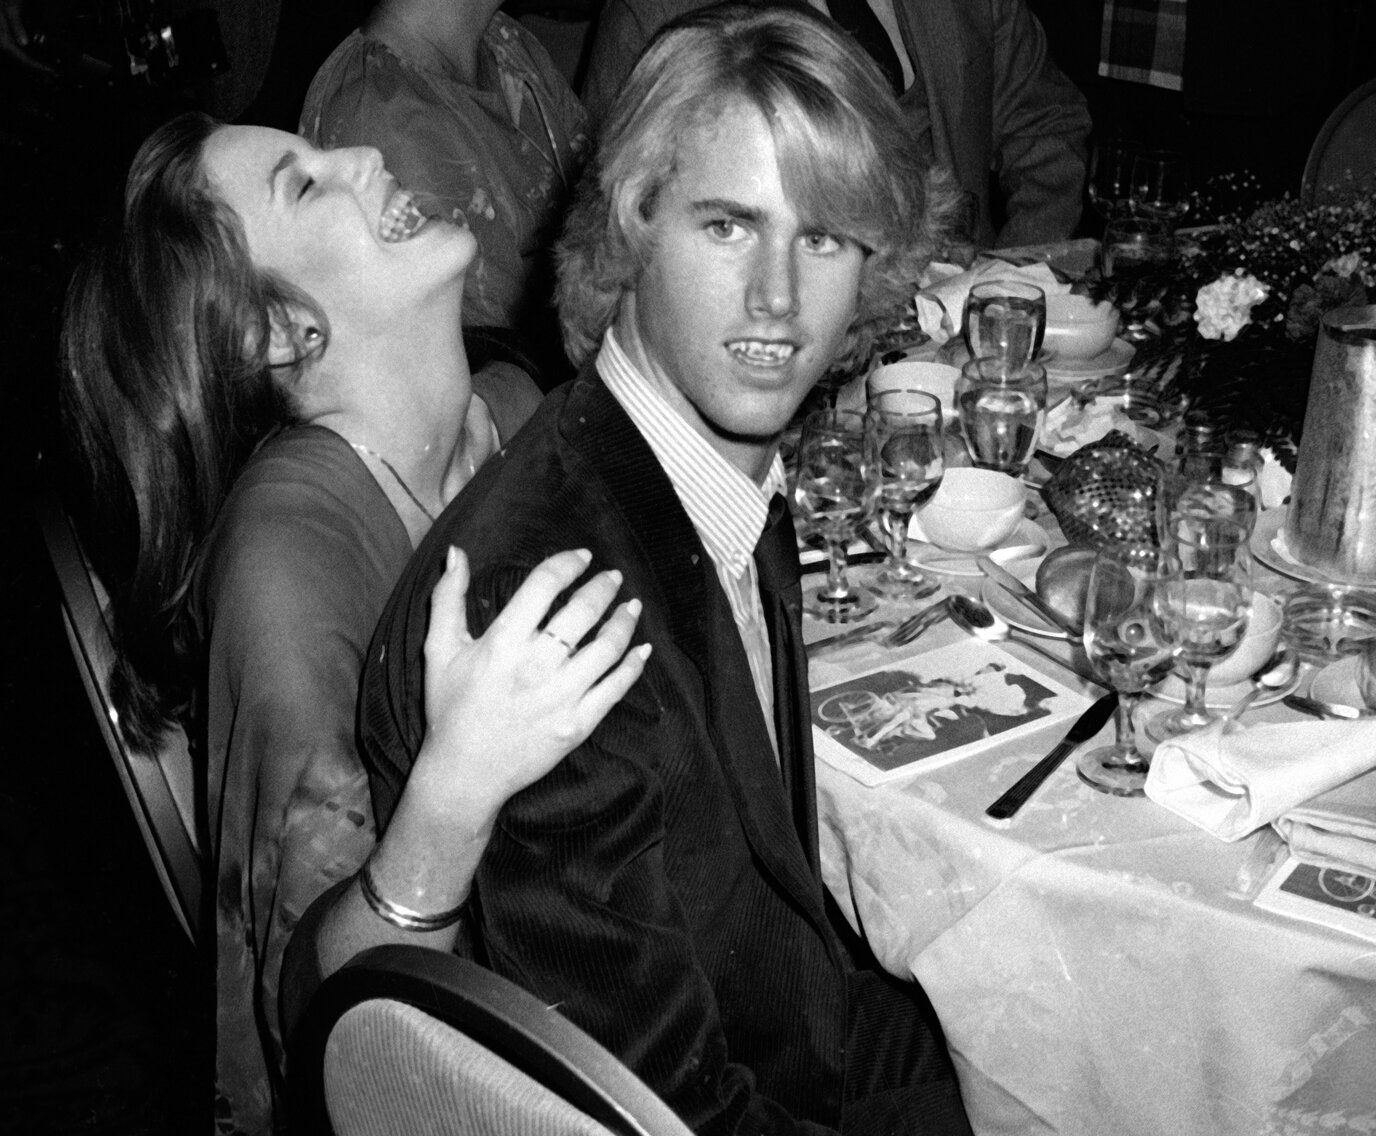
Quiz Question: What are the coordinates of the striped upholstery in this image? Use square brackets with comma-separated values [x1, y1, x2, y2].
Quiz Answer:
[325, 1000, 616, 1136]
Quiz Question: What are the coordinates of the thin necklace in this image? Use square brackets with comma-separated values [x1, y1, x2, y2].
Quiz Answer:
[348, 441, 437, 523]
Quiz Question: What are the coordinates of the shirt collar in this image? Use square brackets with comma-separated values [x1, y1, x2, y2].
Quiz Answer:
[596, 328, 787, 575]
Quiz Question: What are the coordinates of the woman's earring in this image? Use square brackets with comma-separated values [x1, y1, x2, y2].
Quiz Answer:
[303, 327, 322, 345]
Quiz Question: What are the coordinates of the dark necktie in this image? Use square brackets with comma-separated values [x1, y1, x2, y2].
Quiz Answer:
[827, 0, 904, 94]
[754, 493, 819, 865]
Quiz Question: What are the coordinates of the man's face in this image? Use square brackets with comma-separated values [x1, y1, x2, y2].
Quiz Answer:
[616, 98, 866, 482]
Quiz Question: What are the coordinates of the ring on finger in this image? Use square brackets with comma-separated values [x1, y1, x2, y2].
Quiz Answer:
[540, 628, 576, 657]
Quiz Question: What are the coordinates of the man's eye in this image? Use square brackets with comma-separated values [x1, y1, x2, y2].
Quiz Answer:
[802, 232, 844, 254]
[707, 218, 742, 240]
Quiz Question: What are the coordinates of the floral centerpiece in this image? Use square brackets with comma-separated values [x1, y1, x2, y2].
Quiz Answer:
[1088, 178, 1376, 468]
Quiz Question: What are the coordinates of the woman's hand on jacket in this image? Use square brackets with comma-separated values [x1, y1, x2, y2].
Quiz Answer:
[413, 546, 649, 816]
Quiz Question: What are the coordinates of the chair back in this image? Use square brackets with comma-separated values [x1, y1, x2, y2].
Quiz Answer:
[1301, 76, 1376, 206]
[34, 486, 203, 944]
[290, 945, 694, 1136]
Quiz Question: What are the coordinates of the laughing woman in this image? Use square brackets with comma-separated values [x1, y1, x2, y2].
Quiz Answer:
[61, 112, 647, 1134]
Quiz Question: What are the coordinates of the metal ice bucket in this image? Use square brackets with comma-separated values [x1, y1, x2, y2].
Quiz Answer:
[1284, 304, 1376, 583]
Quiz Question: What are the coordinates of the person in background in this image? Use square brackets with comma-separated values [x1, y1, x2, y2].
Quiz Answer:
[352, 6, 972, 1132]
[299, 0, 590, 389]
[60, 113, 647, 1134]
[582, 0, 1091, 249]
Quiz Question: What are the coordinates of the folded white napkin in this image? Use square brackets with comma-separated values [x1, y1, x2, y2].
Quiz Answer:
[1041, 398, 1142, 456]
[915, 259, 1071, 346]
[1272, 771, 1376, 875]
[1144, 719, 1376, 847]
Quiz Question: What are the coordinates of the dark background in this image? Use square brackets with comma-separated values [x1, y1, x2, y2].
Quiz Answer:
[1, 1, 1372, 1131]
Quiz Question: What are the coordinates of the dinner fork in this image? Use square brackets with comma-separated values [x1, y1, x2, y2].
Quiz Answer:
[809, 598, 948, 657]
[882, 597, 951, 647]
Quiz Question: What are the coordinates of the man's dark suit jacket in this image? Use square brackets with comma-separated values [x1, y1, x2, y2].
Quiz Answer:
[358, 369, 966, 1134]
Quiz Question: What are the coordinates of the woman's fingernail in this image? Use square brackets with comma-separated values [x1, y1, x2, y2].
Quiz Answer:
[573, 548, 593, 564]
[446, 545, 459, 570]
[625, 597, 643, 618]
[605, 568, 624, 587]
[635, 643, 653, 661]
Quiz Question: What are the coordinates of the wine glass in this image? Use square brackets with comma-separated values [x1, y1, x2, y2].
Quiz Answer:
[1129, 149, 1191, 229]
[1088, 137, 1141, 219]
[963, 280, 1046, 373]
[1079, 544, 1183, 796]
[1146, 515, 1253, 741]
[1102, 213, 1173, 342]
[955, 357, 1047, 480]
[867, 390, 945, 601]
[793, 407, 880, 623]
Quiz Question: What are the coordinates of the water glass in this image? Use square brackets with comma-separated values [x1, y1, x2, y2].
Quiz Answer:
[1102, 214, 1173, 342]
[793, 408, 880, 623]
[1146, 515, 1253, 741]
[1079, 544, 1183, 796]
[963, 280, 1046, 373]
[867, 390, 945, 601]
[955, 358, 1047, 479]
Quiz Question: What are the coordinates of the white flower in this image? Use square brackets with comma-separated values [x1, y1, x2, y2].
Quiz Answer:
[1194, 271, 1271, 341]
[1322, 251, 1363, 278]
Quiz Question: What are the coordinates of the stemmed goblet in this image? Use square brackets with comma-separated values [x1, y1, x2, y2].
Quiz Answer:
[963, 280, 1046, 373]
[1079, 543, 1183, 796]
[1129, 149, 1191, 229]
[1087, 137, 1140, 219]
[867, 390, 945, 601]
[793, 407, 880, 623]
[1146, 515, 1253, 741]
[1102, 213, 1173, 342]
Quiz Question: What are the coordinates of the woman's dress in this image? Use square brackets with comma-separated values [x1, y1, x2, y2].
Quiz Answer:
[194, 426, 411, 1134]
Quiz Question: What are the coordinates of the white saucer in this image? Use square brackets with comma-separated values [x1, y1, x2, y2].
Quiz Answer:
[979, 567, 1070, 639]
[905, 517, 1049, 578]
[1043, 338, 1134, 381]
[1311, 655, 1365, 706]
[1150, 668, 1301, 710]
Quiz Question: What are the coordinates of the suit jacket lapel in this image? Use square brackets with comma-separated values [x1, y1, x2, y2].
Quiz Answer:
[560, 374, 829, 923]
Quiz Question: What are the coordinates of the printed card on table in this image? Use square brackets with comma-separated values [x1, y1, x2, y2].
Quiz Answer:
[811, 638, 1092, 786]
[1254, 856, 1376, 944]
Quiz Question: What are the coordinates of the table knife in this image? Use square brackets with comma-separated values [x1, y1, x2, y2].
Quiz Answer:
[977, 556, 1080, 638]
[985, 691, 1119, 820]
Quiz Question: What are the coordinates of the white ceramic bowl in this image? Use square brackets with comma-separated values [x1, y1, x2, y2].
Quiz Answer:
[1208, 592, 1284, 685]
[868, 360, 962, 421]
[1043, 293, 1119, 360]
[917, 468, 1025, 552]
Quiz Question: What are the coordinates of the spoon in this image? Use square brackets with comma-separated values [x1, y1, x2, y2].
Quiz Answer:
[947, 594, 1097, 683]
[1282, 693, 1376, 720]
[1218, 647, 1300, 730]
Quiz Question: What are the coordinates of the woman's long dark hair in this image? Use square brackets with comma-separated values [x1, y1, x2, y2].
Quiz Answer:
[61, 112, 321, 749]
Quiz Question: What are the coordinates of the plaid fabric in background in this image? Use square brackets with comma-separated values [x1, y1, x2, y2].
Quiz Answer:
[1098, 0, 1187, 91]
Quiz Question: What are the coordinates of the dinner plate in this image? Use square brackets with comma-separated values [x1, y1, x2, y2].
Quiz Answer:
[1043, 338, 1135, 382]
[1310, 655, 1364, 706]
[1149, 668, 1301, 710]
[979, 568, 1067, 639]
[905, 517, 1049, 578]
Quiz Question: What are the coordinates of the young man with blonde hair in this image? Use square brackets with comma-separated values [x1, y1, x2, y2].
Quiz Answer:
[360, 7, 971, 1132]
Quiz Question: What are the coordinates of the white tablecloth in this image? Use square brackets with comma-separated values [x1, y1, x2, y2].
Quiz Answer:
[809, 616, 1376, 1136]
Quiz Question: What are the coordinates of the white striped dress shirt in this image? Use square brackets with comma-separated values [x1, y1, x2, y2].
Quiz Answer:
[597, 329, 788, 756]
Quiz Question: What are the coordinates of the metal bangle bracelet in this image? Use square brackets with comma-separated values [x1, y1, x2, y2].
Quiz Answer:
[358, 860, 466, 932]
